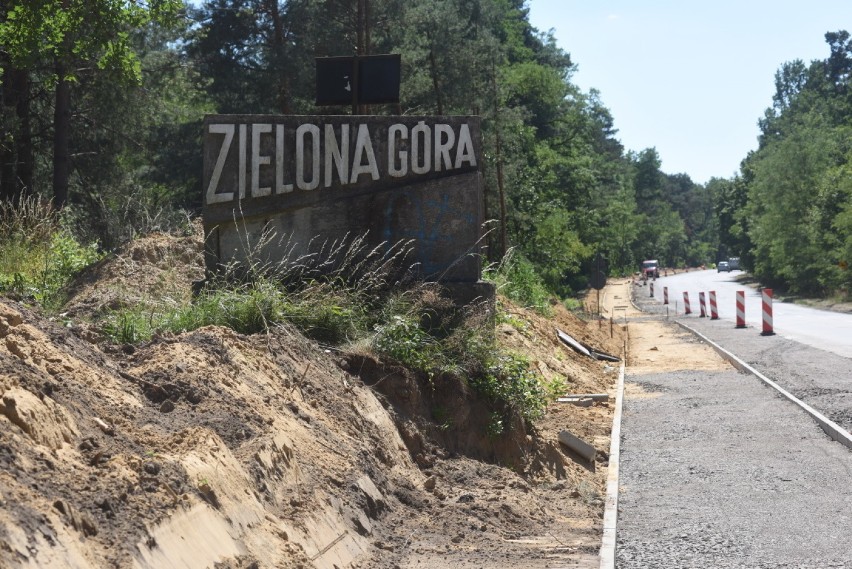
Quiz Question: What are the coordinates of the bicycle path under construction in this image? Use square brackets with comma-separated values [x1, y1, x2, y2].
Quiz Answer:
[610, 282, 852, 568]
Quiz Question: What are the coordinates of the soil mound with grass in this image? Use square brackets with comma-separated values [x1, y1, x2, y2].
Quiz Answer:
[1, 229, 623, 568]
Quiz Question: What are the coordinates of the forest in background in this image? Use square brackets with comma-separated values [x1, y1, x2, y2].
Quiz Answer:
[0, 0, 849, 300]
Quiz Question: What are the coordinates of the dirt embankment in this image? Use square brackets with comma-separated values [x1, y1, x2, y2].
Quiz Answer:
[0, 229, 624, 568]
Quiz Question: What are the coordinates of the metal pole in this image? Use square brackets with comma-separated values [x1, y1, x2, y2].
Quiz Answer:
[351, 54, 359, 115]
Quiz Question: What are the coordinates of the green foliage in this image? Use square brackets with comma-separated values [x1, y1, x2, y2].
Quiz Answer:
[101, 230, 412, 345]
[0, 0, 182, 81]
[473, 352, 547, 424]
[483, 250, 552, 315]
[721, 31, 852, 297]
[102, 274, 369, 345]
[372, 314, 440, 372]
[370, 295, 549, 427]
[0, 199, 102, 311]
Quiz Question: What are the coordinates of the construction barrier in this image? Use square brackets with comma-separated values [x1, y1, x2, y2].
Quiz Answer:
[663, 286, 669, 305]
[709, 290, 719, 320]
[650, 282, 654, 298]
[699, 292, 707, 317]
[761, 288, 775, 336]
[736, 290, 746, 328]
[683, 292, 691, 315]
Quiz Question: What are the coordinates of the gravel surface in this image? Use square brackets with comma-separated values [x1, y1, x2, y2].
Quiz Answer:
[617, 367, 852, 568]
[634, 283, 852, 433]
[617, 285, 852, 568]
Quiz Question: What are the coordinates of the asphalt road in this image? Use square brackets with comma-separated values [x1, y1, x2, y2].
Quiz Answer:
[637, 270, 852, 359]
[615, 289, 852, 568]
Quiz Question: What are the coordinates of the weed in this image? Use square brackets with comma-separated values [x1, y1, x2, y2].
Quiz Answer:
[369, 288, 549, 429]
[101, 229, 417, 347]
[483, 249, 552, 316]
[473, 352, 547, 424]
[544, 375, 569, 401]
[486, 411, 505, 437]
[576, 479, 602, 506]
[0, 197, 103, 311]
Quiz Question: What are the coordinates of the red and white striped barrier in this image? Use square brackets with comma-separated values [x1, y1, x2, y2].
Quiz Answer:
[709, 290, 718, 320]
[736, 290, 746, 328]
[663, 286, 669, 305]
[699, 292, 707, 317]
[650, 282, 654, 298]
[761, 288, 775, 336]
[683, 292, 691, 315]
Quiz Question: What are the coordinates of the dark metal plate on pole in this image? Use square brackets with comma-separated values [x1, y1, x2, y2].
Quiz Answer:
[315, 56, 355, 105]
[316, 54, 401, 106]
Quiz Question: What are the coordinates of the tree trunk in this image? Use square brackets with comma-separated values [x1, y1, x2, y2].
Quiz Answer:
[426, 31, 444, 115]
[265, 0, 290, 114]
[0, 63, 33, 204]
[491, 57, 506, 258]
[1, 54, 17, 202]
[53, 65, 72, 209]
[14, 69, 33, 199]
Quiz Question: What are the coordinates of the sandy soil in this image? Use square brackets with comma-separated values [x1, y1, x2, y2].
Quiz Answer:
[0, 228, 627, 568]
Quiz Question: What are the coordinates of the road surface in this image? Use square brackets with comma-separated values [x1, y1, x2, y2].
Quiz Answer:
[638, 270, 852, 359]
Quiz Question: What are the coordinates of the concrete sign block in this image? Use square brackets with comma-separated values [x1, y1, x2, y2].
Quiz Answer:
[202, 115, 484, 283]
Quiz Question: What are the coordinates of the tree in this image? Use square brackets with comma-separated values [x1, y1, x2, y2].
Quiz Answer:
[0, 0, 181, 207]
[737, 31, 852, 295]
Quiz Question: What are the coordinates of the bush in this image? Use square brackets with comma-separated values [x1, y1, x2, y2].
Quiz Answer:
[369, 288, 549, 429]
[0, 198, 102, 311]
[483, 249, 552, 315]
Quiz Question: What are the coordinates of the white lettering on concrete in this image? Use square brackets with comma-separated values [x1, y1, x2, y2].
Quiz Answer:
[206, 121, 478, 203]
[434, 124, 455, 172]
[206, 124, 234, 204]
[252, 123, 272, 197]
[275, 124, 293, 193]
[388, 123, 408, 178]
[350, 124, 379, 183]
[325, 124, 349, 187]
[296, 124, 320, 191]
[411, 121, 432, 175]
[238, 124, 247, 199]
[455, 124, 476, 169]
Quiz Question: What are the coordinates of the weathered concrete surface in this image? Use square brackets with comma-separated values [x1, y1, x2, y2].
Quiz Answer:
[202, 116, 484, 283]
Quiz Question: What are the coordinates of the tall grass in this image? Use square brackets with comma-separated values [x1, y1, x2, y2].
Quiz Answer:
[103, 229, 416, 345]
[0, 197, 102, 312]
[482, 248, 553, 315]
[100, 223, 552, 431]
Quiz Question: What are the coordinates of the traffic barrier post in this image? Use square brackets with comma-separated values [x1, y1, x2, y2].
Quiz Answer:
[683, 292, 691, 315]
[699, 292, 707, 317]
[650, 282, 654, 298]
[736, 290, 746, 328]
[709, 290, 719, 320]
[761, 288, 775, 336]
[663, 286, 669, 305]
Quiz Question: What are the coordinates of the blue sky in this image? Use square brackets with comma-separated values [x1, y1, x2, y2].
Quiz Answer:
[526, 1, 852, 184]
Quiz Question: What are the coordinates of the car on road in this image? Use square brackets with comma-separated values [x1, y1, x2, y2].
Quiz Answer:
[641, 259, 660, 279]
[728, 257, 741, 270]
[718, 261, 730, 272]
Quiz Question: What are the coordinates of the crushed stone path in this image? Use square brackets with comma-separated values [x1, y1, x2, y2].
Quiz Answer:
[616, 288, 852, 568]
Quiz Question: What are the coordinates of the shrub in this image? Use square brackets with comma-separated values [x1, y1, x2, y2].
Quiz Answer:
[0, 197, 102, 312]
[483, 249, 552, 315]
[369, 288, 549, 429]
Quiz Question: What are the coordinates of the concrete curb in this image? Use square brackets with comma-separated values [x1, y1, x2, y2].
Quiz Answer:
[599, 362, 625, 569]
[675, 320, 852, 451]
